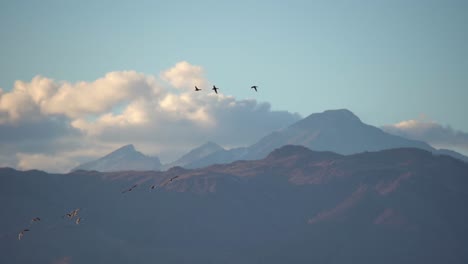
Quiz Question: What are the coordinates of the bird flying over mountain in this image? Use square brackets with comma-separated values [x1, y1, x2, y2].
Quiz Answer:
[159, 175, 180, 187]
[170, 175, 179, 182]
[212, 85, 219, 94]
[195, 86, 201, 91]
[251, 85, 258, 92]
[122, 184, 138, 193]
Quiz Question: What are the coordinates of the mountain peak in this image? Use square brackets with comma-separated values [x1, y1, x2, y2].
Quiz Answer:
[103, 144, 139, 159]
[242, 108, 440, 161]
[322, 109, 360, 119]
[114, 144, 136, 152]
[291, 109, 362, 130]
[72, 144, 161, 172]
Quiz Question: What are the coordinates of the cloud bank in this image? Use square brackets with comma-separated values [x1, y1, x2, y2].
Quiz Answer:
[0, 61, 301, 172]
[382, 119, 468, 153]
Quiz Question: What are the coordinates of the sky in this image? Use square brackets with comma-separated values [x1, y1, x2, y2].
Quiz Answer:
[0, 0, 467, 172]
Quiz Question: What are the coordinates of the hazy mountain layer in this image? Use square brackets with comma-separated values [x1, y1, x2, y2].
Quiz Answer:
[72, 144, 162, 172]
[162, 142, 224, 170]
[186, 109, 467, 168]
[73, 109, 467, 172]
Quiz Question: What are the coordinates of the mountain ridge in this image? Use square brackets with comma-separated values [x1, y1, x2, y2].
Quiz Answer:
[185, 109, 467, 168]
[72, 109, 468, 172]
[2, 145, 468, 263]
[72, 144, 162, 172]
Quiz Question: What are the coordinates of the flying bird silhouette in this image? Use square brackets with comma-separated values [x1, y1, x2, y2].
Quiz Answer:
[30, 217, 41, 223]
[71, 209, 80, 218]
[159, 175, 180, 187]
[212, 85, 219, 94]
[75, 217, 81, 225]
[18, 229, 30, 241]
[63, 209, 80, 219]
[251, 85, 258, 92]
[122, 184, 138, 193]
[195, 86, 201, 91]
[170, 175, 179, 182]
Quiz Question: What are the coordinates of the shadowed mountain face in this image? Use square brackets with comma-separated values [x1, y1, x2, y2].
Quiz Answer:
[72, 144, 162, 172]
[186, 109, 467, 168]
[2, 146, 468, 264]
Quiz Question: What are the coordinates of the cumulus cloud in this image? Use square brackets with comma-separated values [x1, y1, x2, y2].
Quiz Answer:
[0, 78, 43, 123]
[0, 71, 162, 123]
[382, 119, 468, 152]
[161, 61, 208, 90]
[16, 153, 79, 173]
[0, 61, 301, 172]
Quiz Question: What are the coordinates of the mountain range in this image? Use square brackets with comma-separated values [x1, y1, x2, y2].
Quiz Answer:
[2, 145, 468, 263]
[73, 109, 468, 172]
[73, 144, 162, 172]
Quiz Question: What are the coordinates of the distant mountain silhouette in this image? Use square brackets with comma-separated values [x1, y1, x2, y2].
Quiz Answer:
[72, 144, 161, 172]
[162, 142, 224, 170]
[185, 109, 467, 168]
[185, 146, 249, 169]
[2, 146, 468, 263]
[72, 109, 467, 172]
[434, 148, 468, 162]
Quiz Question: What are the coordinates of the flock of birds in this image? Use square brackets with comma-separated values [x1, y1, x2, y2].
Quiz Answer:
[194, 85, 259, 94]
[14, 175, 181, 241]
[17, 208, 82, 241]
[10, 84, 258, 243]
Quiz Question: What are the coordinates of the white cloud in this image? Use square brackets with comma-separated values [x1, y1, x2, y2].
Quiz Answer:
[16, 153, 79, 173]
[0, 79, 42, 123]
[71, 98, 153, 135]
[43, 71, 162, 118]
[0, 61, 301, 172]
[382, 119, 468, 151]
[158, 93, 214, 125]
[0, 71, 162, 123]
[161, 61, 208, 90]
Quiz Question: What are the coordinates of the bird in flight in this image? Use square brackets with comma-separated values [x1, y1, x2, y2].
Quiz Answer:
[195, 86, 201, 91]
[30, 217, 41, 223]
[122, 184, 138, 194]
[63, 208, 80, 219]
[71, 209, 80, 218]
[18, 229, 30, 241]
[212, 85, 220, 94]
[75, 217, 81, 225]
[159, 175, 180, 187]
[170, 175, 179, 182]
[251, 85, 258, 92]
[150, 185, 156, 190]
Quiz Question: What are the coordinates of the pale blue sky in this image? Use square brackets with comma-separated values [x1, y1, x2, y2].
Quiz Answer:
[1, 0, 467, 130]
